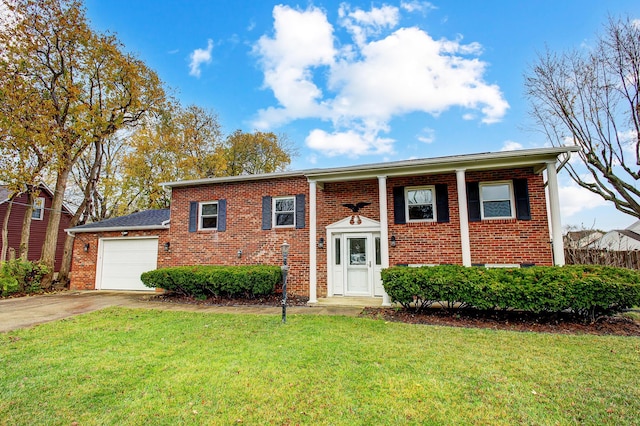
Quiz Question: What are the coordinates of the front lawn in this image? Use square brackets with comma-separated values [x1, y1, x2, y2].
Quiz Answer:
[1, 308, 638, 425]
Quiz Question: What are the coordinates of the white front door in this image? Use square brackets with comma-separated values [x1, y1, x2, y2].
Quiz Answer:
[346, 235, 370, 295]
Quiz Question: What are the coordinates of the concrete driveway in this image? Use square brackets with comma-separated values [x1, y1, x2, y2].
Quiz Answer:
[0, 291, 363, 333]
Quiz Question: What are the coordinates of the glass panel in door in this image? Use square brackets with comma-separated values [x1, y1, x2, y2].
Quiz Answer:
[346, 236, 370, 295]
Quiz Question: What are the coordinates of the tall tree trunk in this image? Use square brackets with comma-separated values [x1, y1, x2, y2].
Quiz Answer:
[1, 194, 17, 263]
[40, 165, 71, 287]
[57, 138, 104, 285]
[19, 190, 35, 260]
[57, 234, 74, 287]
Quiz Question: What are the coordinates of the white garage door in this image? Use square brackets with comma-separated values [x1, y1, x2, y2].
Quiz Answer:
[97, 238, 158, 291]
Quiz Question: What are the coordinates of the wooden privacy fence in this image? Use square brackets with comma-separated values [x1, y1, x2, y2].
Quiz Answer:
[564, 248, 640, 270]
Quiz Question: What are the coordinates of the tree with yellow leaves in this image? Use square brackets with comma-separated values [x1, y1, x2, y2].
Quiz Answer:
[0, 0, 166, 285]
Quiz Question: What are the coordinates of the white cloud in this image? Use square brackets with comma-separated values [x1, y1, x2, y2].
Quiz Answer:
[417, 128, 435, 144]
[253, 5, 335, 125]
[305, 129, 394, 157]
[400, 1, 437, 13]
[189, 39, 213, 77]
[501, 140, 524, 151]
[254, 4, 509, 158]
[339, 4, 399, 47]
[329, 26, 508, 123]
[618, 129, 638, 155]
[559, 183, 608, 218]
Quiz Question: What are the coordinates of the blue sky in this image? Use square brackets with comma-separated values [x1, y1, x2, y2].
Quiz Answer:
[83, 0, 640, 231]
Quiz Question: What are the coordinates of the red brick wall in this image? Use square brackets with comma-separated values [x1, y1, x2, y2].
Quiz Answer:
[69, 229, 169, 290]
[386, 173, 464, 266]
[68, 167, 553, 295]
[164, 177, 310, 296]
[312, 169, 551, 296]
[466, 168, 552, 265]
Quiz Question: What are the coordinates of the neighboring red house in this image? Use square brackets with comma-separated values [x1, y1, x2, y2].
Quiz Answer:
[67, 146, 577, 304]
[0, 185, 72, 271]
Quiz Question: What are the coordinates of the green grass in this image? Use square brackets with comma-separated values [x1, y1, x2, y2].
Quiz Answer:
[1, 308, 639, 425]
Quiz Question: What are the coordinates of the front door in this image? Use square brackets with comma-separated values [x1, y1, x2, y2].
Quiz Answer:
[346, 235, 370, 295]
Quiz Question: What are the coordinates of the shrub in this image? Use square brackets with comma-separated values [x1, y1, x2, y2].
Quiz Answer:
[140, 265, 282, 298]
[381, 265, 640, 321]
[0, 259, 50, 296]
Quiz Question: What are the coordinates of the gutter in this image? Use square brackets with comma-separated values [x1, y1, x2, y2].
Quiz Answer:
[544, 150, 574, 187]
[64, 224, 170, 234]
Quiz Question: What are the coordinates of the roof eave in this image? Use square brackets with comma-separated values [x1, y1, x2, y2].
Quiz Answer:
[306, 146, 579, 182]
[161, 170, 306, 189]
[160, 146, 579, 188]
[66, 224, 170, 234]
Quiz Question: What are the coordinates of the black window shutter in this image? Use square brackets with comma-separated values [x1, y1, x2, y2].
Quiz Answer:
[189, 201, 198, 232]
[466, 182, 481, 222]
[393, 186, 406, 224]
[514, 179, 531, 220]
[262, 196, 272, 230]
[435, 184, 449, 223]
[295, 194, 305, 229]
[217, 199, 227, 231]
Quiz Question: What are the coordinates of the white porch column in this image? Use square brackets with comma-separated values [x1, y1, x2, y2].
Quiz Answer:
[308, 180, 318, 303]
[456, 169, 472, 266]
[546, 161, 565, 266]
[378, 175, 391, 306]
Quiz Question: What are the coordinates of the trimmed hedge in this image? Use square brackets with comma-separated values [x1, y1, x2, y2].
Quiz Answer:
[381, 265, 640, 321]
[140, 265, 282, 298]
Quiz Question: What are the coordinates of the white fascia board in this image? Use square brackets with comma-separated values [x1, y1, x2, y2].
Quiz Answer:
[161, 171, 306, 189]
[306, 146, 580, 182]
[65, 225, 170, 234]
[160, 146, 579, 188]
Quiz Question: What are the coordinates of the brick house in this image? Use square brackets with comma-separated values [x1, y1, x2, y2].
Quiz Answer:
[1, 184, 72, 271]
[68, 146, 576, 304]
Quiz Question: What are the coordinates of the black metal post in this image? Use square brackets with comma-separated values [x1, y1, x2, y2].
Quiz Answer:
[281, 259, 288, 323]
[280, 241, 290, 324]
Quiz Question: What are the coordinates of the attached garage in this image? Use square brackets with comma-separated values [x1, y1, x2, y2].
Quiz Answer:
[66, 209, 170, 291]
[96, 237, 158, 291]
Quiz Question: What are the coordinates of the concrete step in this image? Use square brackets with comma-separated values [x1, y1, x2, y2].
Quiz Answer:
[313, 297, 384, 307]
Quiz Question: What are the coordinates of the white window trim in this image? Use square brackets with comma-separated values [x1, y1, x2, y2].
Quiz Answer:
[405, 185, 437, 223]
[32, 197, 45, 220]
[479, 181, 515, 220]
[198, 201, 218, 230]
[273, 196, 295, 228]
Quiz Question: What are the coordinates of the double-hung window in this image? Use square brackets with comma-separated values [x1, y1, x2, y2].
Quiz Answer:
[405, 186, 436, 222]
[199, 201, 218, 230]
[32, 197, 45, 220]
[479, 181, 514, 219]
[274, 196, 295, 227]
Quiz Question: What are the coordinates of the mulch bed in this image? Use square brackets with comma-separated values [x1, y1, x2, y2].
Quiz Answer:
[153, 293, 640, 336]
[360, 307, 640, 336]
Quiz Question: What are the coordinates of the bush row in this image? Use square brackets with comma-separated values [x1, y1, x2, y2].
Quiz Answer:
[140, 265, 282, 298]
[381, 265, 640, 321]
[0, 259, 50, 297]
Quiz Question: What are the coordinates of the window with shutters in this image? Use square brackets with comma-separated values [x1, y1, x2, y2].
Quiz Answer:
[405, 186, 436, 222]
[199, 201, 218, 230]
[273, 196, 295, 227]
[479, 181, 514, 219]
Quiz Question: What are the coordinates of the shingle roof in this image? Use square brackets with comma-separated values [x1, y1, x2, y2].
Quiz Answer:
[67, 209, 170, 233]
[0, 186, 9, 203]
[615, 229, 640, 243]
